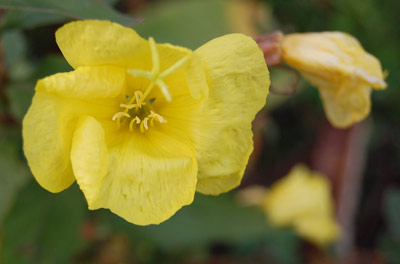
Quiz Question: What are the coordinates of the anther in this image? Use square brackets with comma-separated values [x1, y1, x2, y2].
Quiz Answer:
[129, 116, 141, 131]
[140, 117, 150, 133]
[112, 112, 130, 121]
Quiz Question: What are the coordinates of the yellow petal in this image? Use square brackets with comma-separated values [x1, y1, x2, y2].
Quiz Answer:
[317, 83, 371, 128]
[192, 33, 270, 195]
[23, 73, 118, 192]
[294, 216, 340, 246]
[263, 165, 334, 226]
[185, 53, 209, 99]
[37, 65, 125, 100]
[73, 128, 198, 225]
[70, 116, 109, 205]
[23, 92, 75, 192]
[56, 20, 148, 69]
[282, 32, 387, 89]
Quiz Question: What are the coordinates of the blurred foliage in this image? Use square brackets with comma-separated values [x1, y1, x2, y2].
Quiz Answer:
[0, 0, 399, 263]
[379, 188, 400, 264]
[0, 0, 136, 31]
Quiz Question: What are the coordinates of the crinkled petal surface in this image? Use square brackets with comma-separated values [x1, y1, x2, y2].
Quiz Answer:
[71, 125, 198, 225]
[281, 32, 387, 89]
[56, 20, 148, 69]
[192, 33, 269, 195]
[38, 65, 126, 99]
[23, 68, 124, 192]
[281, 32, 386, 128]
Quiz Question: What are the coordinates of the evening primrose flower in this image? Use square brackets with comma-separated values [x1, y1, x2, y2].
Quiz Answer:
[263, 164, 340, 246]
[281, 32, 387, 128]
[22, 20, 270, 225]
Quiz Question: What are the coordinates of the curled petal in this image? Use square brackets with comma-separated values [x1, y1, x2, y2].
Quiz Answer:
[37, 65, 125, 100]
[23, 70, 119, 192]
[282, 32, 387, 89]
[193, 33, 270, 195]
[23, 92, 76, 192]
[70, 116, 109, 205]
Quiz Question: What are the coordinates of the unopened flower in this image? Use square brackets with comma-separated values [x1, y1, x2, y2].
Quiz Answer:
[281, 32, 387, 128]
[22, 20, 270, 225]
[263, 164, 340, 246]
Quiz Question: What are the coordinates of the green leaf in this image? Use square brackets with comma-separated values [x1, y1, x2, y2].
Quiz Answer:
[0, 0, 138, 31]
[5, 81, 34, 121]
[34, 55, 73, 78]
[0, 9, 67, 31]
[383, 188, 400, 239]
[104, 193, 272, 249]
[0, 128, 29, 224]
[1, 30, 34, 81]
[1, 181, 87, 264]
[134, 0, 240, 49]
[6, 55, 72, 121]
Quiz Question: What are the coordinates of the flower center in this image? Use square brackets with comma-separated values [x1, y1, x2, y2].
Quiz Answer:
[111, 37, 190, 132]
[112, 91, 167, 133]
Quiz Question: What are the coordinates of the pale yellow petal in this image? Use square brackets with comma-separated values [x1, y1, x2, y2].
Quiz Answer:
[282, 32, 387, 89]
[263, 165, 334, 226]
[185, 53, 209, 99]
[80, 129, 198, 225]
[23, 92, 75, 192]
[295, 216, 340, 246]
[56, 20, 148, 69]
[23, 91, 116, 192]
[70, 116, 109, 205]
[318, 83, 371, 128]
[37, 65, 126, 100]
[192, 33, 270, 195]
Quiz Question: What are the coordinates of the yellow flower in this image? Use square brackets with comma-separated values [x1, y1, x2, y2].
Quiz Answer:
[281, 32, 387, 128]
[22, 20, 270, 225]
[263, 164, 340, 246]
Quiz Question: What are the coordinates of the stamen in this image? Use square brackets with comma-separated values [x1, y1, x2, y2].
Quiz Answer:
[129, 116, 141, 131]
[140, 117, 150, 133]
[112, 112, 130, 121]
[120, 103, 136, 109]
[149, 111, 167, 123]
[135, 91, 144, 105]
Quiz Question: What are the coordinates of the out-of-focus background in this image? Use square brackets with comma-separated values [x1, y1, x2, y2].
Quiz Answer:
[0, 0, 399, 263]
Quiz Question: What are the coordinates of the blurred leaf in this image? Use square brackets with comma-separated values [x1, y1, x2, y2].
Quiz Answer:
[383, 188, 400, 239]
[34, 54, 72, 78]
[134, 0, 272, 49]
[379, 188, 400, 264]
[6, 55, 72, 121]
[1, 181, 87, 264]
[0, 128, 29, 224]
[0, 0, 138, 31]
[99, 193, 300, 263]
[105, 193, 272, 249]
[5, 81, 34, 121]
[380, 236, 400, 264]
[1, 30, 34, 80]
[0, 9, 67, 31]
